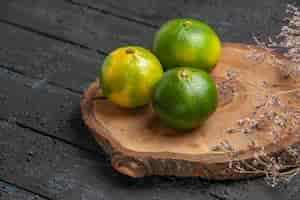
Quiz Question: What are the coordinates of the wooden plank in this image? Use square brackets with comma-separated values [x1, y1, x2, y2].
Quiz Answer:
[1, 119, 299, 200]
[0, 0, 294, 93]
[0, 180, 47, 200]
[0, 120, 110, 200]
[0, 0, 291, 94]
[0, 67, 100, 153]
[0, 22, 101, 93]
[69, 0, 295, 43]
[2, 0, 287, 50]
[0, 0, 292, 93]
[1, 0, 292, 51]
[0, 0, 154, 53]
[66, 0, 184, 26]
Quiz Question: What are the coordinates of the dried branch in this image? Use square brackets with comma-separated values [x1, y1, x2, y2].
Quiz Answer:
[219, 3, 300, 187]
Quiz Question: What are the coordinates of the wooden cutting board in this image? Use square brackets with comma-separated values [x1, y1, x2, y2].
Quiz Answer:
[81, 43, 300, 180]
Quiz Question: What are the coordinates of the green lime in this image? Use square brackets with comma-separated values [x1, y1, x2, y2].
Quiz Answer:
[153, 67, 218, 129]
[153, 18, 221, 71]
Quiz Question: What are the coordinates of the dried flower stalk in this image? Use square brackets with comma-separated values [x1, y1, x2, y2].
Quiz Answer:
[217, 4, 300, 187]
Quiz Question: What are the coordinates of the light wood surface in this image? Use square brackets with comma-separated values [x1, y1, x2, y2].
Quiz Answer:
[81, 43, 300, 179]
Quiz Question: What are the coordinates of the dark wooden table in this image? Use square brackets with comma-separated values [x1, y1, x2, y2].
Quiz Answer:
[0, 0, 300, 199]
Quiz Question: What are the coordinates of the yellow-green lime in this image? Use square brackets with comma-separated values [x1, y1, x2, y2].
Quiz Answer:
[99, 46, 163, 108]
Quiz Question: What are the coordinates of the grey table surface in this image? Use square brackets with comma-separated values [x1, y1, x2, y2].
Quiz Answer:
[0, 0, 300, 199]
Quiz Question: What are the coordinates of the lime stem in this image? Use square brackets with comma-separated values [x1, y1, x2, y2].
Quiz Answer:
[126, 48, 135, 54]
[179, 69, 190, 79]
[183, 20, 192, 27]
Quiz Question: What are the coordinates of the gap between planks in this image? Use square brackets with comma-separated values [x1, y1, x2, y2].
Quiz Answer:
[0, 64, 82, 95]
[0, 178, 50, 200]
[0, 66, 103, 156]
[0, 19, 107, 56]
[0, 0, 159, 56]
[0, 0, 161, 93]
[15, 120, 102, 157]
[0, 116, 102, 158]
[63, 0, 158, 29]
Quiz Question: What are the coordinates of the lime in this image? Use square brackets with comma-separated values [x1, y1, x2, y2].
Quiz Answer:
[153, 18, 221, 71]
[153, 67, 218, 129]
[99, 46, 163, 108]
